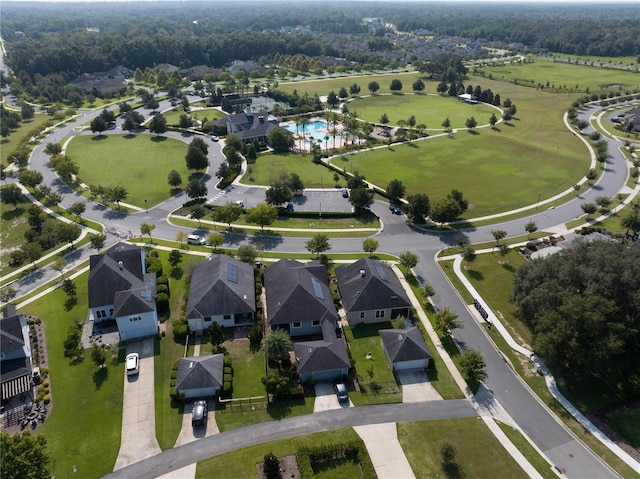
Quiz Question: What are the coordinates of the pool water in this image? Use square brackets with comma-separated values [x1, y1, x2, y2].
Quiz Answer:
[282, 120, 341, 141]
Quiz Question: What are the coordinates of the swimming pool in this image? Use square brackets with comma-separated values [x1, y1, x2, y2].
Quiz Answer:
[282, 120, 340, 141]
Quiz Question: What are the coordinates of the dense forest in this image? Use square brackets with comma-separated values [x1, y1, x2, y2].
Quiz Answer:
[511, 239, 640, 390]
[1, 1, 638, 83]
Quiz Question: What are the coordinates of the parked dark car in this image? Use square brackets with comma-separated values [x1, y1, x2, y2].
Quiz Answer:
[335, 382, 348, 403]
[192, 400, 208, 426]
[342, 189, 349, 198]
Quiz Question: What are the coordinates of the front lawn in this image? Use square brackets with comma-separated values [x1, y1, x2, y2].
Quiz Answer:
[344, 322, 402, 405]
[397, 418, 527, 478]
[65, 134, 192, 208]
[195, 428, 367, 478]
[27, 273, 124, 479]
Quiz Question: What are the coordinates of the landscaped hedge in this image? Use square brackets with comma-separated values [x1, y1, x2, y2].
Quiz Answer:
[296, 441, 376, 479]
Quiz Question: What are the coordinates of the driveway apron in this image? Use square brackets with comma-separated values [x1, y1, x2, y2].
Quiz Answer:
[354, 422, 416, 479]
[114, 338, 162, 470]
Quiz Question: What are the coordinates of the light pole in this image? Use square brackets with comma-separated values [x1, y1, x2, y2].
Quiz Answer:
[145, 199, 148, 212]
[536, 192, 541, 210]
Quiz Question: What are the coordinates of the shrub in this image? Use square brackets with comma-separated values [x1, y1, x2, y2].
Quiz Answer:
[223, 373, 232, 384]
[43, 395, 50, 404]
[222, 381, 232, 395]
[156, 284, 169, 295]
[173, 317, 189, 339]
[169, 379, 176, 388]
[156, 292, 170, 314]
[170, 369, 178, 380]
[223, 366, 233, 376]
[263, 452, 281, 479]
[156, 275, 169, 285]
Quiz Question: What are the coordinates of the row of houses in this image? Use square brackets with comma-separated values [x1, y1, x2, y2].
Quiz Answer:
[85, 244, 430, 398]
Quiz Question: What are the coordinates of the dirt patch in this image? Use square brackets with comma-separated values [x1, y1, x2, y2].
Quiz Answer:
[255, 454, 300, 479]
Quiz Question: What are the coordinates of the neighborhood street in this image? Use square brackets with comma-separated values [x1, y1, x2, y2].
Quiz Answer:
[6, 97, 639, 478]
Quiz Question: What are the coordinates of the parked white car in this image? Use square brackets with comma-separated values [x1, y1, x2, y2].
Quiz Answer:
[125, 353, 139, 375]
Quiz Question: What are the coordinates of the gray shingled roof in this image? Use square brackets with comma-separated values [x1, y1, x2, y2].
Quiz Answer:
[379, 327, 432, 364]
[336, 258, 410, 313]
[89, 243, 145, 308]
[264, 260, 338, 326]
[185, 255, 256, 320]
[0, 314, 25, 356]
[294, 320, 350, 375]
[175, 355, 224, 391]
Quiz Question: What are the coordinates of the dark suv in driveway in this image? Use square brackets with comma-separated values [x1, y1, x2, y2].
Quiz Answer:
[192, 400, 208, 426]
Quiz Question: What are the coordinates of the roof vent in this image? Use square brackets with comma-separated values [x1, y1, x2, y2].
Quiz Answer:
[189, 362, 194, 369]
[398, 334, 403, 341]
[118, 261, 124, 270]
[243, 294, 247, 300]
[391, 295, 398, 300]
[360, 269, 366, 277]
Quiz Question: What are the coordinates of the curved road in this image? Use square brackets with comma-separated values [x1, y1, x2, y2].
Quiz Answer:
[13, 98, 638, 478]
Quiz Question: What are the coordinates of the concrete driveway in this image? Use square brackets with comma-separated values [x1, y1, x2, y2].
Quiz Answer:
[397, 370, 441, 403]
[354, 422, 415, 479]
[174, 399, 219, 446]
[113, 338, 161, 471]
[313, 382, 353, 412]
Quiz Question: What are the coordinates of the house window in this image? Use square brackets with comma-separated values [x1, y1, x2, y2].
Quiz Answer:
[96, 310, 105, 319]
[292, 322, 302, 328]
[204, 317, 212, 322]
[375, 310, 385, 318]
[359, 312, 365, 319]
[312, 320, 320, 327]
[129, 315, 141, 322]
[109, 309, 113, 317]
[223, 314, 231, 320]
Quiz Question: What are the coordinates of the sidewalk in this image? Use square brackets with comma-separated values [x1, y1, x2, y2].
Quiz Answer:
[452, 254, 640, 474]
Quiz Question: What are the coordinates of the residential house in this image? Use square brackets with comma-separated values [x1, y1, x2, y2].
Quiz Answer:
[175, 354, 224, 399]
[179, 65, 221, 81]
[380, 327, 432, 372]
[623, 106, 640, 132]
[70, 65, 131, 97]
[214, 106, 280, 144]
[153, 63, 180, 75]
[336, 258, 411, 327]
[185, 255, 256, 335]
[0, 305, 33, 402]
[228, 60, 267, 76]
[264, 259, 338, 336]
[88, 243, 158, 341]
[294, 320, 350, 382]
[265, 259, 349, 382]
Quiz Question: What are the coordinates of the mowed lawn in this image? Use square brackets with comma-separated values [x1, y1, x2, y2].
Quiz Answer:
[163, 107, 226, 126]
[66, 134, 191, 207]
[397, 418, 527, 478]
[460, 250, 532, 347]
[195, 429, 367, 478]
[331, 77, 587, 217]
[278, 70, 425, 97]
[243, 151, 337, 188]
[27, 273, 124, 479]
[348, 93, 499, 129]
[473, 58, 640, 93]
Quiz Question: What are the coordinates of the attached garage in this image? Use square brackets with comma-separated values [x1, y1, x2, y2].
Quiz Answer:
[175, 355, 224, 399]
[380, 327, 432, 372]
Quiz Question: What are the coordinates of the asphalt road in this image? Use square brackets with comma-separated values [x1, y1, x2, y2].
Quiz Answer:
[102, 400, 476, 479]
[12, 97, 636, 478]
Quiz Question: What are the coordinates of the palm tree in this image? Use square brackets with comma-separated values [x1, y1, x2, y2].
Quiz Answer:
[263, 328, 292, 364]
[299, 116, 310, 151]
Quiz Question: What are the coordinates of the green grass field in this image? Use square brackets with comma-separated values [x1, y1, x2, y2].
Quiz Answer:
[163, 107, 226, 126]
[65, 134, 192, 207]
[397, 418, 527, 478]
[222, 339, 266, 398]
[278, 71, 426, 97]
[348, 93, 499, 129]
[472, 58, 640, 93]
[344, 322, 402, 404]
[327, 75, 588, 217]
[195, 429, 367, 478]
[242, 151, 341, 188]
[27, 273, 123, 479]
